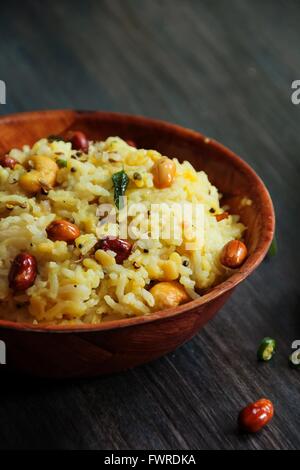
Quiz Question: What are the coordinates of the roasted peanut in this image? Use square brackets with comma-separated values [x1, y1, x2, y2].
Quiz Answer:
[126, 139, 136, 148]
[9, 253, 37, 292]
[66, 131, 89, 153]
[150, 281, 189, 310]
[95, 237, 132, 264]
[159, 260, 179, 281]
[19, 172, 41, 194]
[46, 219, 80, 244]
[19, 155, 58, 194]
[0, 154, 17, 169]
[152, 157, 176, 189]
[220, 240, 247, 268]
[238, 398, 274, 433]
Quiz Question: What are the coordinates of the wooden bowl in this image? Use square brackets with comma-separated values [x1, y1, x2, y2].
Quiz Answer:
[0, 110, 275, 378]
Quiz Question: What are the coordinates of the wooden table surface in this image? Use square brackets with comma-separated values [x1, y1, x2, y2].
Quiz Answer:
[0, 0, 299, 450]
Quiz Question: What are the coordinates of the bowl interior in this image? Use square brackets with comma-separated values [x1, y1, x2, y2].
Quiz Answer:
[0, 110, 274, 331]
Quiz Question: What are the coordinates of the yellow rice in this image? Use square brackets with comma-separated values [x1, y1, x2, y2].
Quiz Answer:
[0, 137, 245, 324]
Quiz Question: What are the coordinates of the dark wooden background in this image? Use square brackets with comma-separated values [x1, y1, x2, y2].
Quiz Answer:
[0, 0, 299, 450]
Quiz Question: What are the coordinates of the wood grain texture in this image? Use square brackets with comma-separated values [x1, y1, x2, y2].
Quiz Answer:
[0, 0, 299, 450]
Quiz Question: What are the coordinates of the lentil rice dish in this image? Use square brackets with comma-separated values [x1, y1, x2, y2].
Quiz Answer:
[0, 132, 247, 325]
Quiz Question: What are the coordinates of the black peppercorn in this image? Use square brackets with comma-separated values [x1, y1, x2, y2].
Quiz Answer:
[133, 172, 142, 180]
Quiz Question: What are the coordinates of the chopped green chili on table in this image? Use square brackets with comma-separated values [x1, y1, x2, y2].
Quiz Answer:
[268, 236, 278, 257]
[257, 337, 276, 361]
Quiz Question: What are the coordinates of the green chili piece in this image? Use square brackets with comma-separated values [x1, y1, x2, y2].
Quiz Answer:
[268, 236, 277, 257]
[257, 337, 276, 361]
[56, 159, 68, 168]
[112, 170, 129, 209]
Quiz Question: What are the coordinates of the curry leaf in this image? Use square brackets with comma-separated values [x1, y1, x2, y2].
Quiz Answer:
[112, 170, 129, 209]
